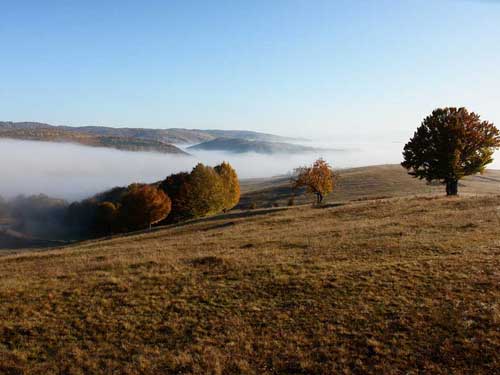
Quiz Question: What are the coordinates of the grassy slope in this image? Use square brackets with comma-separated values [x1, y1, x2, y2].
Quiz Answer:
[1, 194, 499, 374]
[238, 164, 500, 208]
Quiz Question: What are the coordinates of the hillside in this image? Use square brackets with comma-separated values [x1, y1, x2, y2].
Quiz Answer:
[201, 129, 301, 142]
[188, 137, 326, 154]
[0, 122, 294, 145]
[0, 126, 188, 155]
[0, 194, 499, 374]
[239, 164, 500, 208]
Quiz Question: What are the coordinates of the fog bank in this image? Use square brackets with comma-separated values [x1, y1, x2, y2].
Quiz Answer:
[3, 139, 497, 201]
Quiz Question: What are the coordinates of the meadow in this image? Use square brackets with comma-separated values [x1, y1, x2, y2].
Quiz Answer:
[0, 166, 499, 374]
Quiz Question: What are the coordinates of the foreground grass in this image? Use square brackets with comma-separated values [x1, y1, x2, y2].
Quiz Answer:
[0, 195, 499, 374]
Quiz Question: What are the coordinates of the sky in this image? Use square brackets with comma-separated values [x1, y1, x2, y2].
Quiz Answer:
[1, 0, 499, 141]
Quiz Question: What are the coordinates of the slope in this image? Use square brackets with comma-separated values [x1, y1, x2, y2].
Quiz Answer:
[0, 194, 498, 374]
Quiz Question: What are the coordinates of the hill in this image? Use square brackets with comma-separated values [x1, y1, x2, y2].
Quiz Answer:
[0, 125, 188, 155]
[0, 193, 498, 373]
[239, 164, 500, 208]
[201, 129, 301, 142]
[0, 121, 294, 145]
[188, 137, 326, 154]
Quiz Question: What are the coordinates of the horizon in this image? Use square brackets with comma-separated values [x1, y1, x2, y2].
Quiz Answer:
[1, 0, 499, 141]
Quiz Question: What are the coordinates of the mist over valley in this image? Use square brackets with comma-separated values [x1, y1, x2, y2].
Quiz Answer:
[0, 138, 410, 201]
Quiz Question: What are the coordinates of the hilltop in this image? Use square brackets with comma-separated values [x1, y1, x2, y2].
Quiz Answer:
[0, 192, 498, 373]
[0, 124, 188, 155]
[188, 137, 326, 154]
[0, 122, 295, 149]
[238, 164, 500, 208]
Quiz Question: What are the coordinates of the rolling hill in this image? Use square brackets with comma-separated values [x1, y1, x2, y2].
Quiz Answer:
[238, 164, 500, 208]
[0, 190, 498, 373]
[0, 121, 295, 146]
[188, 137, 327, 154]
[0, 125, 188, 155]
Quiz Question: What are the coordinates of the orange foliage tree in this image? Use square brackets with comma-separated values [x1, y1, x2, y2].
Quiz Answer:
[402, 108, 500, 195]
[118, 184, 171, 230]
[293, 158, 335, 204]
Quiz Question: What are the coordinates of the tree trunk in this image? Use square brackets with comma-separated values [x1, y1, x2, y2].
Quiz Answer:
[316, 192, 323, 204]
[446, 179, 458, 196]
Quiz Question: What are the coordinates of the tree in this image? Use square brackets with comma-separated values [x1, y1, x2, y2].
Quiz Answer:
[159, 172, 192, 222]
[215, 162, 240, 211]
[118, 184, 171, 230]
[94, 201, 119, 235]
[185, 163, 225, 217]
[402, 107, 500, 195]
[293, 158, 335, 204]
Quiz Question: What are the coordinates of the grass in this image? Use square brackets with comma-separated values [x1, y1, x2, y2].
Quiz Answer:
[0, 193, 499, 374]
[238, 164, 500, 208]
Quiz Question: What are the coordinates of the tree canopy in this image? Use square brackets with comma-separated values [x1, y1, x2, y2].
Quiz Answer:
[215, 162, 240, 211]
[402, 107, 500, 195]
[118, 184, 171, 231]
[293, 158, 335, 204]
[161, 162, 240, 221]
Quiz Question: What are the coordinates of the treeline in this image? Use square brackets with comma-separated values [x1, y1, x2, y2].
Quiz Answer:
[1, 162, 240, 239]
[68, 162, 239, 237]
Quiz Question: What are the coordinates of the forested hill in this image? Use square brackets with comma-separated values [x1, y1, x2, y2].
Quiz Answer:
[188, 137, 325, 154]
[0, 125, 188, 155]
[0, 121, 295, 146]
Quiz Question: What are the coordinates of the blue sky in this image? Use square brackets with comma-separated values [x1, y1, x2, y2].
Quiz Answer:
[1, 0, 499, 140]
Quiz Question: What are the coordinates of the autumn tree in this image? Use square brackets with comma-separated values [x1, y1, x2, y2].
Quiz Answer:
[293, 158, 335, 204]
[402, 107, 500, 196]
[118, 184, 171, 230]
[94, 201, 119, 235]
[159, 172, 192, 222]
[215, 162, 240, 211]
[184, 163, 225, 217]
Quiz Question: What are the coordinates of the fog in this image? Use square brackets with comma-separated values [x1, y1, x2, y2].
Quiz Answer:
[1, 139, 498, 202]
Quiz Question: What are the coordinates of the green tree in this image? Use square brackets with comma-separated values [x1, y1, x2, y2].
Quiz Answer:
[293, 158, 335, 204]
[402, 107, 500, 195]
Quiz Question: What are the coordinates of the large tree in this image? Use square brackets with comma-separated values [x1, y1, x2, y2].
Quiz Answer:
[293, 158, 335, 204]
[402, 107, 500, 195]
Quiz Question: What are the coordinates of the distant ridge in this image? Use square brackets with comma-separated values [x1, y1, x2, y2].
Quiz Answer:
[0, 122, 188, 155]
[188, 137, 330, 154]
[0, 121, 296, 147]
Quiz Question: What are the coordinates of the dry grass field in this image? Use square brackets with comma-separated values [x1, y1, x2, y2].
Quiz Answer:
[238, 164, 500, 208]
[0, 188, 499, 373]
